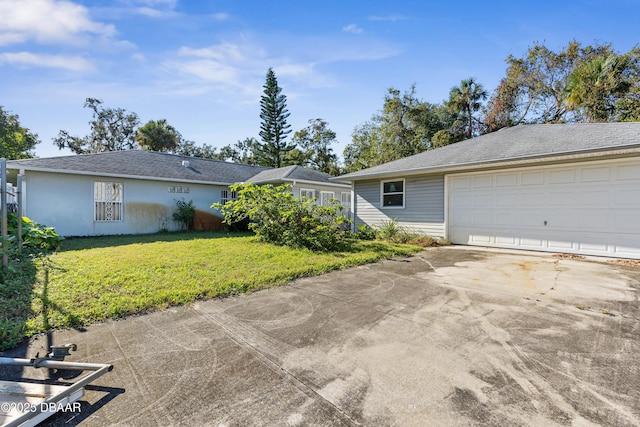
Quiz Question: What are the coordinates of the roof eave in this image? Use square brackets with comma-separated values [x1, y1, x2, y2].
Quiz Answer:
[334, 146, 640, 182]
[6, 165, 236, 186]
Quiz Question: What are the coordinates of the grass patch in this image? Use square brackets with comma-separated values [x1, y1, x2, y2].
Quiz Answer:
[2, 232, 420, 349]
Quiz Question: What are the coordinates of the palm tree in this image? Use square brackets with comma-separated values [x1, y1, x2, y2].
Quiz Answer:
[565, 54, 633, 122]
[135, 119, 181, 152]
[447, 78, 488, 139]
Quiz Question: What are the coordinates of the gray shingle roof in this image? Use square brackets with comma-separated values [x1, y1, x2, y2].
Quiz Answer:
[246, 165, 347, 185]
[336, 123, 640, 181]
[7, 150, 271, 184]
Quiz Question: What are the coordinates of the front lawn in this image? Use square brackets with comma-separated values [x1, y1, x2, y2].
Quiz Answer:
[2, 232, 421, 350]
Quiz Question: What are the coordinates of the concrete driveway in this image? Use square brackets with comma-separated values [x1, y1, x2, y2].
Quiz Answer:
[3, 247, 640, 426]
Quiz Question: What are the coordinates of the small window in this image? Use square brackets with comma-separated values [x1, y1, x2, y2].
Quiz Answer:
[221, 189, 237, 204]
[320, 191, 335, 206]
[94, 182, 123, 221]
[300, 188, 315, 200]
[381, 179, 404, 208]
[341, 192, 351, 210]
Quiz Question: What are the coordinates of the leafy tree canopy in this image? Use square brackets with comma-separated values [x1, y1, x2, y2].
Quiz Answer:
[343, 86, 455, 172]
[53, 98, 140, 154]
[0, 106, 39, 159]
[290, 118, 341, 175]
[484, 41, 618, 127]
[565, 48, 640, 122]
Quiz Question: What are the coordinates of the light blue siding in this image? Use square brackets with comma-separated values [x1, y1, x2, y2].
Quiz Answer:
[354, 175, 445, 237]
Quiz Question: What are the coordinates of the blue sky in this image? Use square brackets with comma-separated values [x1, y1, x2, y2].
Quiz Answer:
[1, 0, 638, 159]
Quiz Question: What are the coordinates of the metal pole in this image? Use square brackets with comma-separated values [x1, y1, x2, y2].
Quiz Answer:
[16, 174, 22, 251]
[1, 158, 7, 268]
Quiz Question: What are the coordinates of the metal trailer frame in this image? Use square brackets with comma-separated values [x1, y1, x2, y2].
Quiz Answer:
[0, 345, 113, 427]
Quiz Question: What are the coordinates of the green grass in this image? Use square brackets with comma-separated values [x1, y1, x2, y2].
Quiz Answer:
[2, 232, 421, 349]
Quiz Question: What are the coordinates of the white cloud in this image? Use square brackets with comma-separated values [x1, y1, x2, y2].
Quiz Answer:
[0, 52, 95, 72]
[131, 53, 146, 62]
[134, 6, 178, 18]
[343, 24, 363, 34]
[0, 0, 115, 46]
[163, 34, 400, 99]
[211, 13, 230, 21]
[178, 43, 247, 62]
[367, 15, 407, 22]
[112, 0, 178, 18]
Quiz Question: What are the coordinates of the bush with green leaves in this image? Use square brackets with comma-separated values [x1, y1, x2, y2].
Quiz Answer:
[213, 183, 350, 251]
[354, 224, 376, 240]
[376, 219, 409, 242]
[173, 199, 195, 230]
[4, 213, 62, 251]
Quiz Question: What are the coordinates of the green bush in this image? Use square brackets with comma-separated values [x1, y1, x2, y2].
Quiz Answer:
[213, 183, 350, 251]
[173, 199, 195, 230]
[354, 224, 376, 240]
[376, 219, 409, 242]
[4, 214, 62, 251]
[374, 219, 451, 247]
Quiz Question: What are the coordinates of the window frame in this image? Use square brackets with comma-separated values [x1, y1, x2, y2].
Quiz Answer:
[299, 188, 316, 200]
[340, 192, 351, 210]
[220, 189, 237, 204]
[94, 181, 124, 222]
[380, 178, 405, 209]
[320, 191, 335, 207]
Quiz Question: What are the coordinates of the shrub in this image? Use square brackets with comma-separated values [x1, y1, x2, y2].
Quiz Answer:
[173, 199, 195, 230]
[354, 224, 376, 240]
[5, 213, 62, 251]
[213, 183, 350, 251]
[373, 219, 450, 247]
[376, 219, 408, 242]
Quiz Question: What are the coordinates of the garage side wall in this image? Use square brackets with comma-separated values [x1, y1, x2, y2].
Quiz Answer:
[354, 175, 445, 236]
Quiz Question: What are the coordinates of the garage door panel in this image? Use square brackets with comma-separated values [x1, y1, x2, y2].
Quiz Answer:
[615, 189, 640, 206]
[496, 173, 518, 186]
[549, 169, 575, 184]
[519, 237, 545, 248]
[451, 177, 471, 189]
[520, 213, 544, 227]
[546, 213, 575, 228]
[495, 235, 518, 245]
[473, 176, 493, 188]
[615, 212, 640, 231]
[495, 212, 519, 226]
[581, 167, 611, 182]
[548, 239, 575, 250]
[616, 164, 640, 180]
[577, 190, 611, 206]
[474, 194, 493, 207]
[613, 235, 640, 258]
[521, 193, 545, 206]
[496, 193, 518, 206]
[521, 171, 545, 185]
[548, 191, 574, 206]
[448, 159, 640, 259]
[472, 211, 493, 226]
[577, 241, 610, 253]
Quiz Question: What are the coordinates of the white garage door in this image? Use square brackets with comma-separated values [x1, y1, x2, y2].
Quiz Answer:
[447, 158, 640, 259]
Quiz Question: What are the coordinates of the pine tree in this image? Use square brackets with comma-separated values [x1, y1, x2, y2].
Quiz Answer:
[257, 68, 294, 167]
